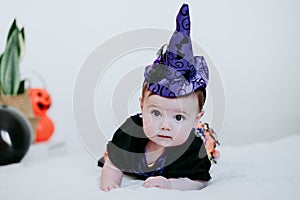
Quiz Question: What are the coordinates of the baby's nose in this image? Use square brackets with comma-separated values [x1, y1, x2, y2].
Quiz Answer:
[160, 118, 171, 131]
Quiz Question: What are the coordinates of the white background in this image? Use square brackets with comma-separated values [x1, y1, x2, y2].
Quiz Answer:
[1, 0, 300, 154]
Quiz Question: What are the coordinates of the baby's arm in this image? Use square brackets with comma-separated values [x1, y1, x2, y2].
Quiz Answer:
[144, 176, 207, 190]
[100, 157, 123, 192]
[169, 177, 208, 190]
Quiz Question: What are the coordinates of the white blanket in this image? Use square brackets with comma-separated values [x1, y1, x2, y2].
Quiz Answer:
[1, 134, 299, 200]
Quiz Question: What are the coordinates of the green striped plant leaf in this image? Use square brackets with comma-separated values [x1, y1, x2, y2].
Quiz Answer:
[0, 19, 25, 95]
[0, 29, 21, 95]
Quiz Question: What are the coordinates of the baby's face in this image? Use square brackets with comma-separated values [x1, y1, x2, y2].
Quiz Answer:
[140, 91, 202, 148]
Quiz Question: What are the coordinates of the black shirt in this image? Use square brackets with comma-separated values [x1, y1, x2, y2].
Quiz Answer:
[98, 114, 211, 181]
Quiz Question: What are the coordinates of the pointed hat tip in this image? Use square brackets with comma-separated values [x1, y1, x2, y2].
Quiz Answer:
[175, 3, 190, 36]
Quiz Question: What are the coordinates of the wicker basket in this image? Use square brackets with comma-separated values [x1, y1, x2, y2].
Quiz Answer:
[0, 90, 39, 141]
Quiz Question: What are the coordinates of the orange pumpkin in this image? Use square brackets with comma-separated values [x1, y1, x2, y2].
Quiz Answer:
[29, 88, 54, 143]
[30, 88, 51, 116]
[35, 115, 54, 143]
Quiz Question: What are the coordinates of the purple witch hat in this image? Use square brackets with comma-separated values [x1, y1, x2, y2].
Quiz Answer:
[144, 3, 209, 98]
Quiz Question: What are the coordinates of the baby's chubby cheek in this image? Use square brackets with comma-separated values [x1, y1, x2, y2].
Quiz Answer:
[142, 122, 158, 138]
[172, 129, 190, 145]
[141, 113, 154, 126]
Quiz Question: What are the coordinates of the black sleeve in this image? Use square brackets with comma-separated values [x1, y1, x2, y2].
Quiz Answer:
[98, 114, 148, 172]
[164, 136, 212, 181]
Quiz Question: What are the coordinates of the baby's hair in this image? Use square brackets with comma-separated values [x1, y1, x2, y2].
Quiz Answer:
[141, 81, 206, 112]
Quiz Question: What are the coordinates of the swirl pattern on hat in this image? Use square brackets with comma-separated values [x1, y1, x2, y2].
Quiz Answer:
[144, 3, 209, 98]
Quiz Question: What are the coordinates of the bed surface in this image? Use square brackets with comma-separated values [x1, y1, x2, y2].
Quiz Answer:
[1, 134, 299, 200]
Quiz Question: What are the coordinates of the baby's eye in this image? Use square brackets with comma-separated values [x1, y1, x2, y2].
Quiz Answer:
[151, 110, 161, 117]
[175, 115, 185, 121]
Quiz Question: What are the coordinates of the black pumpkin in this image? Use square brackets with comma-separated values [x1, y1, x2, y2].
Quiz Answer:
[0, 105, 32, 165]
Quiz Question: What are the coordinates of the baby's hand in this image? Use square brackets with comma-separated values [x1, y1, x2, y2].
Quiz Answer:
[143, 176, 172, 189]
[101, 184, 120, 192]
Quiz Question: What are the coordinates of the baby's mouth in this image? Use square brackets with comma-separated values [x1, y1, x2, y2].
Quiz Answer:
[158, 135, 172, 139]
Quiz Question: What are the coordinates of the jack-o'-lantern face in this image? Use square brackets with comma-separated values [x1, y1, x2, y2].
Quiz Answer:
[30, 88, 51, 116]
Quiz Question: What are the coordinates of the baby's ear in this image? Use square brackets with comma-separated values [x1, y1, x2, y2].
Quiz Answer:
[139, 97, 143, 110]
[196, 111, 204, 122]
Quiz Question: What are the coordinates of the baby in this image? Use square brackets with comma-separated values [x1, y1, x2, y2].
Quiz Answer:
[98, 3, 219, 191]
